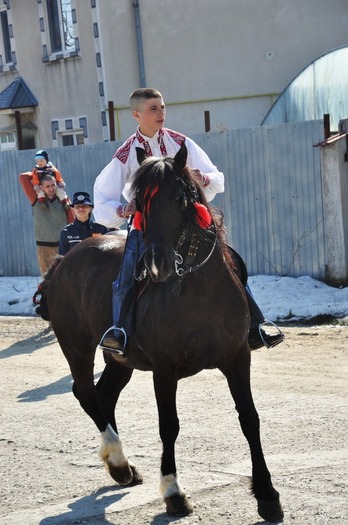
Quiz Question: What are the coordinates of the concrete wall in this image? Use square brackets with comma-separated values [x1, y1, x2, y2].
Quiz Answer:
[103, 0, 348, 139]
[0, 0, 347, 147]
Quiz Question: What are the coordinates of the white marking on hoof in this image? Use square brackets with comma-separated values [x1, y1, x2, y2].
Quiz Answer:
[100, 424, 128, 467]
[160, 473, 185, 499]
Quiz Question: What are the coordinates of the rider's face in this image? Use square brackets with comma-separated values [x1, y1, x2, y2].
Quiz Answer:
[132, 97, 166, 137]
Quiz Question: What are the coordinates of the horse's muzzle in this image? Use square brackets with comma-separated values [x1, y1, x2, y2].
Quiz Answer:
[144, 245, 176, 282]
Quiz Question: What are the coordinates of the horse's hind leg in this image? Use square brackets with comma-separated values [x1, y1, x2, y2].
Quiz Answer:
[220, 349, 284, 522]
[153, 369, 193, 516]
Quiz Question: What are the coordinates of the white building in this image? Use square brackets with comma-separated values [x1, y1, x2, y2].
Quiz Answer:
[0, 0, 347, 150]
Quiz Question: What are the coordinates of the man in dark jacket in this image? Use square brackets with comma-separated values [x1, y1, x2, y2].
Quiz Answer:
[59, 191, 108, 255]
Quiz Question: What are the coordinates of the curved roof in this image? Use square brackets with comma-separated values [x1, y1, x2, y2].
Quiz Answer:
[262, 46, 348, 128]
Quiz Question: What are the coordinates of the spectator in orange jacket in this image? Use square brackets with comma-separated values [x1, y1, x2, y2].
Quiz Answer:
[19, 171, 74, 276]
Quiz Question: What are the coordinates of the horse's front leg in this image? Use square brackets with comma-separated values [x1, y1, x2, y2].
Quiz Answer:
[220, 349, 284, 523]
[96, 359, 143, 486]
[153, 369, 193, 516]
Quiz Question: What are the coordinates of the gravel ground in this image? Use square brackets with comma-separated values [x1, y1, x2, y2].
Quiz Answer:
[0, 317, 347, 525]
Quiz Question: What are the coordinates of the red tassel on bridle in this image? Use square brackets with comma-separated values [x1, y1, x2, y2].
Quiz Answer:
[133, 211, 143, 231]
[133, 186, 159, 231]
[133, 186, 211, 231]
[193, 202, 212, 228]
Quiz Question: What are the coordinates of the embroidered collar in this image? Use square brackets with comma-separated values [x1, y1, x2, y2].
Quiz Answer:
[136, 127, 167, 156]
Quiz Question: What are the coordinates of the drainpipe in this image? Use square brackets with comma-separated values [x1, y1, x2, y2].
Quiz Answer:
[132, 0, 146, 87]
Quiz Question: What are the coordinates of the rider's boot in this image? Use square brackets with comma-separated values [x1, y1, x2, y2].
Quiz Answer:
[98, 326, 127, 356]
[248, 320, 284, 350]
[245, 285, 285, 350]
[98, 288, 136, 357]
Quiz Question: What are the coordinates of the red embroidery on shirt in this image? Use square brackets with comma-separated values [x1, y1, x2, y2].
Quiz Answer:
[114, 128, 186, 165]
[157, 128, 167, 156]
[136, 128, 168, 157]
[165, 128, 186, 147]
[114, 135, 136, 164]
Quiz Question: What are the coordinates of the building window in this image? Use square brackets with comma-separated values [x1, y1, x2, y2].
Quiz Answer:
[0, 131, 16, 151]
[60, 131, 84, 146]
[46, 0, 76, 54]
[0, 9, 12, 63]
[51, 117, 87, 146]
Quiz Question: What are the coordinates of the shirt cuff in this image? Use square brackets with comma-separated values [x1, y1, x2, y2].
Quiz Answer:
[202, 174, 210, 187]
[116, 204, 127, 218]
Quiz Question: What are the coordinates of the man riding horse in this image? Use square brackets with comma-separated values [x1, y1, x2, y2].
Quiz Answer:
[93, 88, 284, 355]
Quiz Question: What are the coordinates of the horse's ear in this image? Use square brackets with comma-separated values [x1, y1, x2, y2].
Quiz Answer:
[174, 143, 188, 170]
[136, 147, 148, 165]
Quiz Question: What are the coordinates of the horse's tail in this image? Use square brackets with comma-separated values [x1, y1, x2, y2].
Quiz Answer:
[32, 256, 64, 321]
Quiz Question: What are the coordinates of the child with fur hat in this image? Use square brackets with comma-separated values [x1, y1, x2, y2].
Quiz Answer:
[31, 149, 70, 210]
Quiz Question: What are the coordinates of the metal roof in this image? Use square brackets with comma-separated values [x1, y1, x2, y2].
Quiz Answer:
[0, 77, 38, 110]
[262, 46, 348, 129]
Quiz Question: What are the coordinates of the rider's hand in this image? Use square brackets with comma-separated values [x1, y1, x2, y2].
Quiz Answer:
[185, 167, 205, 185]
[124, 199, 137, 218]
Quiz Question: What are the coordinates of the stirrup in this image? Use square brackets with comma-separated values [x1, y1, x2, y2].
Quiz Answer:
[259, 320, 284, 348]
[98, 325, 127, 356]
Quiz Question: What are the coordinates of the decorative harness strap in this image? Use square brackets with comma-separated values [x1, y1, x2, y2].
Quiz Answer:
[172, 226, 218, 296]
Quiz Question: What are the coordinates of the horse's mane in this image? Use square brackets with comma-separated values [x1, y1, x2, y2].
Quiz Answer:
[130, 155, 231, 264]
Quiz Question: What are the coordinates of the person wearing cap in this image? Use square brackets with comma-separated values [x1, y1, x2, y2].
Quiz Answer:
[59, 191, 109, 255]
[31, 150, 70, 210]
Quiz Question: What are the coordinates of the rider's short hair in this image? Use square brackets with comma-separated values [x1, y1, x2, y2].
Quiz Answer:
[130, 88, 163, 111]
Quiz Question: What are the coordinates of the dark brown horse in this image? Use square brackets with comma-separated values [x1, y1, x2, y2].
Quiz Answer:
[47, 144, 283, 521]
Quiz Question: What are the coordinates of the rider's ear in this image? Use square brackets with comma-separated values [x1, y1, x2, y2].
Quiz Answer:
[136, 147, 148, 165]
[174, 143, 188, 170]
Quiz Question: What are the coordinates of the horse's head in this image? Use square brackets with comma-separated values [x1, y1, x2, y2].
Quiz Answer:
[131, 144, 213, 283]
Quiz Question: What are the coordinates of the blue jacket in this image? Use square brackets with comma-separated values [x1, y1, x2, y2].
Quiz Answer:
[59, 217, 108, 255]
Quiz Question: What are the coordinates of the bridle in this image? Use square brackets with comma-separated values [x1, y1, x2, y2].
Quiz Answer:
[172, 226, 217, 295]
[135, 172, 218, 295]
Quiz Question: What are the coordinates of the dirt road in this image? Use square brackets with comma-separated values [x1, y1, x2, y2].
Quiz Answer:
[0, 317, 347, 525]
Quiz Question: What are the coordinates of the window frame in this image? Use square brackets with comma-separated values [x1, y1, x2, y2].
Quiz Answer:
[46, 0, 75, 54]
[60, 130, 84, 147]
[0, 10, 12, 63]
[40, 0, 79, 62]
[0, 5, 15, 70]
[0, 131, 17, 151]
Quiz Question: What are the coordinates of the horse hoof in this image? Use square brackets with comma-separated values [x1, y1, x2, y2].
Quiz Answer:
[165, 494, 193, 516]
[108, 462, 134, 485]
[257, 498, 284, 522]
[129, 464, 143, 486]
